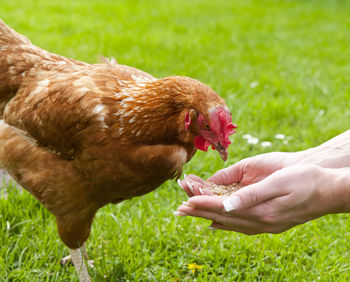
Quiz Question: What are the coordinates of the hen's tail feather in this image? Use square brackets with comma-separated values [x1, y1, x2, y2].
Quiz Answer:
[0, 19, 32, 46]
[0, 19, 85, 105]
[0, 19, 44, 103]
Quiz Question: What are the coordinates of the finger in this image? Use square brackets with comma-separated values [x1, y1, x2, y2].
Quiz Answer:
[184, 174, 232, 196]
[177, 179, 194, 197]
[179, 174, 207, 196]
[209, 222, 233, 231]
[209, 222, 262, 235]
[187, 195, 226, 212]
[187, 180, 216, 196]
[188, 180, 205, 195]
[200, 188, 216, 196]
[222, 176, 288, 211]
[186, 195, 266, 220]
[176, 205, 266, 233]
[206, 161, 245, 185]
[184, 174, 207, 185]
[186, 179, 207, 195]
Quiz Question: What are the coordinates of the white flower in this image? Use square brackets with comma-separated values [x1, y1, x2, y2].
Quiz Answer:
[275, 134, 285, 140]
[249, 81, 259, 88]
[242, 134, 260, 145]
[261, 141, 272, 147]
[318, 109, 325, 116]
[242, 134, 252, 139]
[247, 137, 259, 145]
[283, 140, 289, 145]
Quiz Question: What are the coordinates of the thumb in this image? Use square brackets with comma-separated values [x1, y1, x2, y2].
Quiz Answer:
[207, 162, 244, 185]
[222, 179, 282, 212]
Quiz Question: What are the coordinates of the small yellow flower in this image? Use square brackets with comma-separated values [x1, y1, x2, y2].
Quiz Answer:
[187, 262, 203, 273]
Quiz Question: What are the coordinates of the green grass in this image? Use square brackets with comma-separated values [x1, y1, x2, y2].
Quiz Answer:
[1, 0, 350, 280]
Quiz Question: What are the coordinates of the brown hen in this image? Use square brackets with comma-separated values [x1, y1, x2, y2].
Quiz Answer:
[0, 20, 236, 281]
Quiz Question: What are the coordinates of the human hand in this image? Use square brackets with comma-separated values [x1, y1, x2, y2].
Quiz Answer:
[176, 165, 347, 234]
[178, 152, 296, 197]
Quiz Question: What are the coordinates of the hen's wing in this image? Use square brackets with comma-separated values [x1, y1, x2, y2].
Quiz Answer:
[4, 65, 119, 158]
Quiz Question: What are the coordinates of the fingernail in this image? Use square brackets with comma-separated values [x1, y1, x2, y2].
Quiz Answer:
[182, 201, 194, 207]
[186, 181, 194, 193]
[199, 187, 204, 195]
[177, 179, 184, 188]
[173, 211, 187, 216]
[223, 196, 241, 212]
[208, 226, 218, 230]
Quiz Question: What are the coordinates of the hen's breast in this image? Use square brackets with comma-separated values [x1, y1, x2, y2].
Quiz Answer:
[73, 141, 190, 206]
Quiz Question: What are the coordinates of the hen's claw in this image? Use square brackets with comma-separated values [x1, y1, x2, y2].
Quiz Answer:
[60, 255, 72, 266]
[60, 255, 94, 268]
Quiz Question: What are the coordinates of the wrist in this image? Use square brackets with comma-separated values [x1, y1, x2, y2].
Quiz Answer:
[286, 145, 350, 168]
[281, 149, 316, 167]
[288, 130, 350, 168]
[329, 168, 350, 213]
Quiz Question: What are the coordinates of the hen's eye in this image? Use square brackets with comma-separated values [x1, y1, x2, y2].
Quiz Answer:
[202, 121, 210, 130]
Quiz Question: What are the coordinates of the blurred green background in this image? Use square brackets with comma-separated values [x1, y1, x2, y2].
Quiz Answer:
[1, 0, 350, 280]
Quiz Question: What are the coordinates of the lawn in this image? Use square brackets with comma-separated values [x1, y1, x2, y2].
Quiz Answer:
[1, 0, 350, 280]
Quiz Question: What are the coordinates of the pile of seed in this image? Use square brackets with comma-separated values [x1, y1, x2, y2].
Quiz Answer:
[205, 182, 240, 196]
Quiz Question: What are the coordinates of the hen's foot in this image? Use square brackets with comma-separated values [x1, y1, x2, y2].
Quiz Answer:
[60, 255, 72, 266]
[60, 255, 94, 268]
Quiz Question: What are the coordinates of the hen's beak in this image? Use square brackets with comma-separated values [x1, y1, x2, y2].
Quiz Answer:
[215, 143, 228, 161]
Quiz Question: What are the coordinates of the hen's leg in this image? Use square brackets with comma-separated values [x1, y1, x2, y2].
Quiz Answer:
[61, 243, 94, 267]
[69, 243, 91, 282]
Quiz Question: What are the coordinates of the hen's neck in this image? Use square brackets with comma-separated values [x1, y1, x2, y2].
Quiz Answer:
[112, 79, 190, 145]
